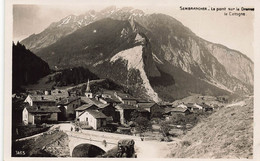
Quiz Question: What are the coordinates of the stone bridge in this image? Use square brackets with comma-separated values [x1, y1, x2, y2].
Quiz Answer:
[65, 130, 139, 156]
[61, 128, 172, 158]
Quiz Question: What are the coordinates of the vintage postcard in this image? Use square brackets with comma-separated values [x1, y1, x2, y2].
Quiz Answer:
[4, 0, 260, 160]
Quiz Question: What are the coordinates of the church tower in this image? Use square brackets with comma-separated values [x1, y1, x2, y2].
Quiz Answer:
[85, 79, 93, 98]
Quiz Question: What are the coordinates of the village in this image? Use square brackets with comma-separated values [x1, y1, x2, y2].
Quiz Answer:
[12, 78, 222, 143]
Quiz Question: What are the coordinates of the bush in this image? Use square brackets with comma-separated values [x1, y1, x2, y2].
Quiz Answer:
[133, 116, 151, 135]
[181, 140, 191, 147]
[116, 127, 132, 135]
[98, 125, 117, 133]
[159, 121, 171, 137]
[75, 121, 93, 130]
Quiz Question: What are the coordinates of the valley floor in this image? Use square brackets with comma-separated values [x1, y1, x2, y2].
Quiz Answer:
[12, 97, 253, 158]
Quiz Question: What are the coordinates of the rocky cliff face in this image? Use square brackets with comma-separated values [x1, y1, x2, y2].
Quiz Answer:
[19, 7, 254, 101]
[203, 41, 254, 85]
[132, 13, 253, 95]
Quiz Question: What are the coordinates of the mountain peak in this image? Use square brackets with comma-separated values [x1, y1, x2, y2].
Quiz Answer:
[20, 7, 253, 101]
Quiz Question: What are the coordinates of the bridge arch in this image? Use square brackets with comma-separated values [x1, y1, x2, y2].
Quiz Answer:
[72, 143, 105, 157]
[68, 132, 117, 156]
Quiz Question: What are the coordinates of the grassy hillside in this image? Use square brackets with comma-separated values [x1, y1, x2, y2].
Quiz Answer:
[23, 73, 57, 90]
[169, 97, 253, 158]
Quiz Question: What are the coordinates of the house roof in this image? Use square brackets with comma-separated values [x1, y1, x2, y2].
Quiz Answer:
[138, 103, 156, 109]
[186, 103, 194, 107]
[97, 90, 124, 102]
[108, 97, 121, 103]
[98, 104, 110, 109]
[34, 113, 52, 116]
[116, 92, 137, 100]
[26, 105, 61, 113]
[79, 110, 107, 119]
[164, 107, 175, 114]
[171, 107, 190, 113]
[102, 90, 116, 95]
[57, 96, 80, 105]
[193, 103, 203, 109]
[51, 89, 69, 96]
[81, 97, 95, 104]
[28, 95, 57, 102]
[177, 104, 188, 109]
[136, 98, 152, 103]
[88, 110, 107, 119]
[75, 104, 98, 111]
[80, 97, 103, 105]
[137, 108, 149, 113]
[100, 97, 121, 103]
[116, 104, 136, 110]
[199, 103, 212, 109]
[121, 97, 137, 101]
[160, 104, 173, 108]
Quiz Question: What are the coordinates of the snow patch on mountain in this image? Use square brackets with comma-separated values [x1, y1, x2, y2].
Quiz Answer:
[58, 16, 72, 27]
[77, 19, 83, 26]
[110, 46, 160, 102]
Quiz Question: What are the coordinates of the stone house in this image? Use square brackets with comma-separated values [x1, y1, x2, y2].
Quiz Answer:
[137, 103, 162, 118]
[115, 104, 137, 125]
[78, 110, 107, 130]
[57, 97, 81, 121]
[24, 95, 56, 107]
[98, 104, 120, 123]
[114, 92, 137, 105]
[22, 105, 61, 125]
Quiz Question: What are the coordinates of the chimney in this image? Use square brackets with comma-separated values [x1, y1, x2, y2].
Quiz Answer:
[44, 90, 49, 95]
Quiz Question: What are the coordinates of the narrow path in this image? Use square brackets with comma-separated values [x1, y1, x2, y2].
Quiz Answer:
[15, 132, 44, 141]
[15, 125, 56, 141]
[134, 140, 176, 158]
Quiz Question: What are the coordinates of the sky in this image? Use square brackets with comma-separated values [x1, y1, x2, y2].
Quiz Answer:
[13, 2, 254, 60]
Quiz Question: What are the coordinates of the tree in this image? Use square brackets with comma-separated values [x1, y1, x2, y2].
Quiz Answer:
[159, 121, 171, 137]
[133, 116, 151, 137]
[170, 114, 187, 125]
